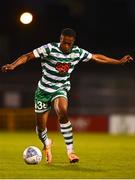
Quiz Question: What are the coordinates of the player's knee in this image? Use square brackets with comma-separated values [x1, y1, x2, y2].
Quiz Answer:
[57, 109, 68, 123]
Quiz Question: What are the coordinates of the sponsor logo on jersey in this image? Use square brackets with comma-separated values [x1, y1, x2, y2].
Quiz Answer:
[55, 62, 71, 74]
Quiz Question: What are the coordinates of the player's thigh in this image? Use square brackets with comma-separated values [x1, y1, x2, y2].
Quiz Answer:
[51, 89, 68, 114]
[53, 97, 68, 115]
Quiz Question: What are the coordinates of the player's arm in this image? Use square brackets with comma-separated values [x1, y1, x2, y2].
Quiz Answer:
[91, 54, 133, 64]
[1, 51, 35, 72]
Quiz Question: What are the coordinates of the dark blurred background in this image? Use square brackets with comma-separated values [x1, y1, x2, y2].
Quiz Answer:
[1, 0, 135, 115]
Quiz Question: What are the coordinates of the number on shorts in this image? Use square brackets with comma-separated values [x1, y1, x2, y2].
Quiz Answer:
[35, 101, 47, 110]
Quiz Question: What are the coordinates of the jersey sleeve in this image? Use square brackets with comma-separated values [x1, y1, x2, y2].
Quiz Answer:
[33, 43, 51, 59]
[79, 48, 92, 62]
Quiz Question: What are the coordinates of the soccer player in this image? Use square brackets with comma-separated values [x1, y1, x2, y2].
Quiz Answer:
[1, 28, 133, 164]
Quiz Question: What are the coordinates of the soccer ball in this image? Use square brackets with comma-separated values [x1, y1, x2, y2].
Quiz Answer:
[23, 146, 42, 165]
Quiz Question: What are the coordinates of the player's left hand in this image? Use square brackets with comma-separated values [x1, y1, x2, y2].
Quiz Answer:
[120, 55, 133, 64]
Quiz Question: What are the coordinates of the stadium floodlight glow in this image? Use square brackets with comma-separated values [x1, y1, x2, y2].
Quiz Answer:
[20, 12, 33, 24]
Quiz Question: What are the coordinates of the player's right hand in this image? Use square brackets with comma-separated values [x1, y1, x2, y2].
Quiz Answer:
[1, 64, 15, 72]
[120, 55, 133, 64]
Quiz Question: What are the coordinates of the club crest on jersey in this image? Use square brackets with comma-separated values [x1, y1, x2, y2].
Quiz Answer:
[55, 62, 71, 74]
[70, 53, 78, 59]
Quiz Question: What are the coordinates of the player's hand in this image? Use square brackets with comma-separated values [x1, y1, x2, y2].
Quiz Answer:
[120, 55, 133, 64]
[1, 64, 15, 72]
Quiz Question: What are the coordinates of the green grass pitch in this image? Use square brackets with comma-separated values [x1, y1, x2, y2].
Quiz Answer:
[0, 131, 135, 179]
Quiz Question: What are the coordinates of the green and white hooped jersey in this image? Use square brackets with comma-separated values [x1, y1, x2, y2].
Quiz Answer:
[33, 42, 92, 94]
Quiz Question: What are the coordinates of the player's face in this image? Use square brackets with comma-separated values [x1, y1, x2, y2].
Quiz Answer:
[60, 35, 75, 54]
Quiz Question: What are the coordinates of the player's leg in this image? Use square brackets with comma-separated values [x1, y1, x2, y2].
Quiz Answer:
[53, 97, 79, 163]
[36, 112, 53, 163]
[34, 88, 52, 163]
[36, 111, 50, 147]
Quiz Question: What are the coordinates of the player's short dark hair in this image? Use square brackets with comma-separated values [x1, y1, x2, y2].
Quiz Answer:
[61, 28, 76, 38]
